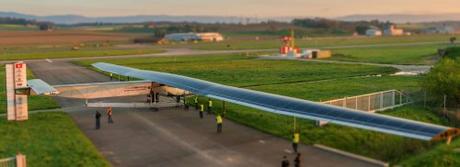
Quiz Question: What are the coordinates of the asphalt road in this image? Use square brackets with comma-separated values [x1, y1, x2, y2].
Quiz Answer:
[27, 59, 380, 167]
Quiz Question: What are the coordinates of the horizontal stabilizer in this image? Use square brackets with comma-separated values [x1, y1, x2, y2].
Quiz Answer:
[28, 79, 59, 95]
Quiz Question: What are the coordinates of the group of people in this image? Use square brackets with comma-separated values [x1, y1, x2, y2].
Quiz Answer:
[194, 96, 223, 133]
[95, 106, 114, 129]
[282, 153, 301, 167]
[281, 129, 302, 166]
[95, 95, 302, 166]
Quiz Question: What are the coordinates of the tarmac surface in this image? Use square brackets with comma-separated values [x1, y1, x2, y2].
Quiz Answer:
[27, 59, 380, 167]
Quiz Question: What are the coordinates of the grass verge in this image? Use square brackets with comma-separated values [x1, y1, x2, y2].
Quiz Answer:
[0, 47, 163, 61]
[0, 112, 110, 166]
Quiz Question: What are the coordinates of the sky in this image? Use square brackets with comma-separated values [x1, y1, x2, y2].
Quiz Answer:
[1, 0, 460, 17]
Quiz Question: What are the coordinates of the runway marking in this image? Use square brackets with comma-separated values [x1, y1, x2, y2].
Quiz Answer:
[284, 149, 293, 154]
[131, 113, 227, 166]
[45, 59, 53, 63]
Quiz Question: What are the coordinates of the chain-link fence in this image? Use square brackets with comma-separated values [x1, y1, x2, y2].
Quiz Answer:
[322, 90, 412, 113]
[413, 89, 460, 126]
[0, 157, 16, 167]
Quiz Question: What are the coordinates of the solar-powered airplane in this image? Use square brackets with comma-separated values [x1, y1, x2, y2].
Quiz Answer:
[26, 62, 459, 143]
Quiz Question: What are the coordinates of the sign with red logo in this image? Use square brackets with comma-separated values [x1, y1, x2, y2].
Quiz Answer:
[14, 62, 26, 88]
[6, 62, 29, 121]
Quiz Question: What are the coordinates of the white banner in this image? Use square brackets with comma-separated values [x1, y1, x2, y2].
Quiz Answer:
[5, 64, 15, 121]
[15, 95, 28, 121]
[5, 62, 29, 121]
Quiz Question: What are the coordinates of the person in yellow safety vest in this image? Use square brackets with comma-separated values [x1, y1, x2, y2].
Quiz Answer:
[199, 104, 204, 119]
[207, 99, 213, 114]
[110, 73, 113, 81]
[216, 114, 223, 133]
[292, 131, 300, 153]
[194, 97, 199, 110]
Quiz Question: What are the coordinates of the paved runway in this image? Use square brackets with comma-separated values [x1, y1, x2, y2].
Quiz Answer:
[28, 60, 379, 167]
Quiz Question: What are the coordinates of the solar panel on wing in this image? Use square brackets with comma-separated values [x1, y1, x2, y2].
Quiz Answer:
[92, 62, 458, 141]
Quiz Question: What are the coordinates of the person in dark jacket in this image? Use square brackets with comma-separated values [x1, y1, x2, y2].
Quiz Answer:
[95, 111, 102, 129]
[281, 156, 290, 167]
[294, 153, 301, 167]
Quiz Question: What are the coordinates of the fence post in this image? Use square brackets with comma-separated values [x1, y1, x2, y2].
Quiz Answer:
[391, 91, 395, 106]
[423, 91, 427, 108]
[16, 153, 26, 167]
[380, 92, 384, 109]
[368, 96, 371, 111]
[355, 97, 358, 110]
[444, 95, 447, 117]
[400, 91, 403, 105]
[343, 97, 347, 107]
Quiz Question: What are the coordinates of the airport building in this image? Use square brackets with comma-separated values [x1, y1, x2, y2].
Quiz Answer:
[196, 32, 224, 42]
[165, 32, 224, 42]
[423, 26, 456, 34]
[365, 28, 383, 37]
[164, 33, 201, 42]
[383, 25, 405, 36]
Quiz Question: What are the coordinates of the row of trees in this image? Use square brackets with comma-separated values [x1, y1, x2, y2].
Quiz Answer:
[0, 17, 36, 25]
[422, 47, 460, 108]
[292, 18, 392, 35]
[0, 17, 54, 31]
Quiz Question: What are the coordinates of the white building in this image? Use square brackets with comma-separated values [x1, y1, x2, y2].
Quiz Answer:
[365, 29, 382, 37]
[164, 33, 200, 42]
[196, 33, 224, 42]
[423, 26, 456, 34]
[384, 25, 404, 36]
[165, 32, 224, 42]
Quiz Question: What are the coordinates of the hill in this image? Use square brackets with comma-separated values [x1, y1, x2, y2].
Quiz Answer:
[338, 13, 460, 23]
[0, 11, 293, 25]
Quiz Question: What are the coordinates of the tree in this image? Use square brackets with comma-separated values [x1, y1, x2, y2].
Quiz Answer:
[450, 37, 457, 44]
[38, 22, 54, 31]
[422, 58, 460, 108]
[355, 25, 370, 35]
[154, 29, 166, 38]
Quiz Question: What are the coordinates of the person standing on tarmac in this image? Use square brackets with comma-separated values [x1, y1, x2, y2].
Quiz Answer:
[194, 96, 199, 110]
[294, 153, 301, 167]
[207, 99, 213, 114]
[106, 107, 114, 124]
[155, 92, 160, 103]
[216, 114, 223, 133]
[292, 130, 300, 153]
[281, 156, 290, 167]
[199, 104, 204, 119]
[95, 111, 102, 129]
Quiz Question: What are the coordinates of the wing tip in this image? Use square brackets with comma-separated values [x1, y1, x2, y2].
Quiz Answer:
[432, 128, 460, 144]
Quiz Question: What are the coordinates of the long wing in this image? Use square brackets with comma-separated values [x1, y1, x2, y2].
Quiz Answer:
[92, 62, 459, 141]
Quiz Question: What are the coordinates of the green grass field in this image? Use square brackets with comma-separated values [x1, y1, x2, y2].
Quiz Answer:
[76, 53, 456, 164]
[170, 34, 456, 51]
[249, 76, 421, 101]
[0, 24, 38, 31]
[0, 47, 163, 61]
[77, 54, 396, 87]
[0, 65, 108, 166]
[0, 112, 110, 166]
[330, 44, 446, 64]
